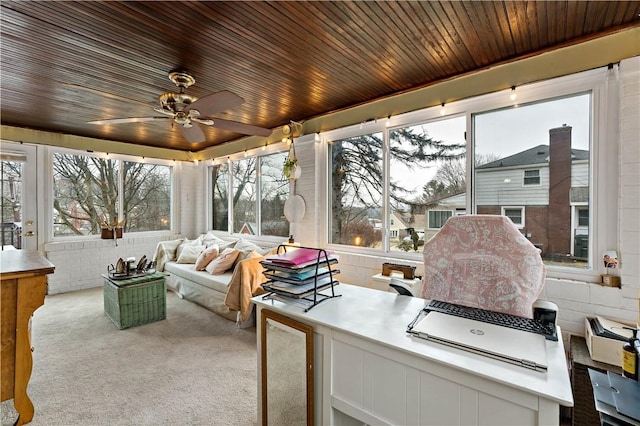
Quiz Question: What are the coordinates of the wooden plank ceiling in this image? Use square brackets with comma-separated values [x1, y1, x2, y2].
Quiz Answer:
[1, 1, 638, 152]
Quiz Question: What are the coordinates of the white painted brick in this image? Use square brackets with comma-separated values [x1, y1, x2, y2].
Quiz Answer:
[544, 279, 590, 302]
[590, 285, 625, 307]
[620, 234, 640, 256]
[621, 286, 640, 299]
[594, 305, 637, 324]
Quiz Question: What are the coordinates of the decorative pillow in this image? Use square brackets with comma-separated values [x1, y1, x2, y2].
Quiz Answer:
[205, 248, 240, 275]
[234, 238, 272, 256]
[153, 238, 184, 270]
[202, 231, 226, 247]
[195, 244, 219, 271]
[176, 236, 205, 259]
[177, 244, 206, 264]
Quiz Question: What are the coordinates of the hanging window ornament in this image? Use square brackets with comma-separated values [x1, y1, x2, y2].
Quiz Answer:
[283, 141, 302, 180]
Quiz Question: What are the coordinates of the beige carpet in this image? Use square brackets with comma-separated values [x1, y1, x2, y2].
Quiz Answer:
[1, 287, 258, 425]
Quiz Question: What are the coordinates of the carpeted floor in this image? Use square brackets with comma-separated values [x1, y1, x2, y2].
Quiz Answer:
[1, 287, 258, 425]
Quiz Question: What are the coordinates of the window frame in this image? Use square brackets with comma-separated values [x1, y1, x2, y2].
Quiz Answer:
[46, 147, 177, 240]
[522, 169, 541, 186]
[207, 142, 291, 240]
[427, 209, 454, 230]
[501, 206, 525, 228]
[320, 65, 617, 281]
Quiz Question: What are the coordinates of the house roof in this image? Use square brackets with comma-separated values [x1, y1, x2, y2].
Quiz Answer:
[1, 2, 638, 156]
[477, 144, 590, 170]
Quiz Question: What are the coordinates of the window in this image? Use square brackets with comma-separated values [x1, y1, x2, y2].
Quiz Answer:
[324, 67, 609, 276]
[388, 118, 465, 252]
[232, 158, 257, 234]
[475, 93, 591, 268]
[327, 117, 465, 252]
[502, 207, 524, 227]
[211, 163, 229, 232]
[260, 152, 289, 237]
[52, 153, 171, 236]
[211, 151, 289, 237]
[577, 207, 589, 227]
[428, 210, 453, 229]
[523, 169, 541, 185]
[1, 154, 24, 248]
[329, 132, 383, 247]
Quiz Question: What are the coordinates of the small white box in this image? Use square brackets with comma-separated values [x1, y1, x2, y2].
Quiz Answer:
[584, 317, 631, 367]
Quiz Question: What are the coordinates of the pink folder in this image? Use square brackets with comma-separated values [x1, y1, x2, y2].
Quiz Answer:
[266, 248, 334, 267]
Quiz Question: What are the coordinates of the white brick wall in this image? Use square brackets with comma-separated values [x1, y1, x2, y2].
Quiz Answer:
[617, 55, 640, 322]
[44, 234, 176, 294]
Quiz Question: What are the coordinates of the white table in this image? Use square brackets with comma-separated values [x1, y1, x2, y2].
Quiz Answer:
[253, 284, 573, 426]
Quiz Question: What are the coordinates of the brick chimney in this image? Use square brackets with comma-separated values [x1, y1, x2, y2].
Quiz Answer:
[547, 125, 572, 255]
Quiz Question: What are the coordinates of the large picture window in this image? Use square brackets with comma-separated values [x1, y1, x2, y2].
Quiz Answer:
[52, 153, 171, 236]
[324, 67, 606, 275]
[211, 151, 289, 237]
[328, 117, 465, 252]
[474, 93, 591, 267]
[329, 132, 383, 248]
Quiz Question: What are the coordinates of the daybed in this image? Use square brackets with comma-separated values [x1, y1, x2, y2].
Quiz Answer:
[153, 232, 278, 327]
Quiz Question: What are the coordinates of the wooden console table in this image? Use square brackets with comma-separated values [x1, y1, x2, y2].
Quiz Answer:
[1, 250, 55, 425]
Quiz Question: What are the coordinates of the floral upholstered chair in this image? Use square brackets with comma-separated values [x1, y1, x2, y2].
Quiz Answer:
[420, 215, 546, 318]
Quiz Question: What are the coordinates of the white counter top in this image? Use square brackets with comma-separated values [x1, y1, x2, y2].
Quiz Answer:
[253, 283, 574, 407]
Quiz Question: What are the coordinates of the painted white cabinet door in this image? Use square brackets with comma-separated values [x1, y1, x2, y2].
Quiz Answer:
[328, 332, 558, 426]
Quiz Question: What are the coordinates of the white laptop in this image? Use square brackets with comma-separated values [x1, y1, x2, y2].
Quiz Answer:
[410, 311, 548, 372]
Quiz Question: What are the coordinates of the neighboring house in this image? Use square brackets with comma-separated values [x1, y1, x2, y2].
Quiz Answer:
[423, 193, 466, 241]
[389, 211, 427, 241]
[424, 126, 589, 257]
[475, 125, 589, 258]
[238, 222, 257, 235]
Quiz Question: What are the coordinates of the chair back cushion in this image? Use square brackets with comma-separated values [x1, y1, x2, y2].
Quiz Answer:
[421, 215, 545, 318]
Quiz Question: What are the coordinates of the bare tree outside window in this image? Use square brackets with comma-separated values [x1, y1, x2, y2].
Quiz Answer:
[212, 152, 290, 236]
[52, 153, 171, 236]
[260, 152, 289, 237]
[232, 158, 257, 234]
[330, 125, 464, 250]
[211, 163, 229, 232]
[1, 159, 23, 248]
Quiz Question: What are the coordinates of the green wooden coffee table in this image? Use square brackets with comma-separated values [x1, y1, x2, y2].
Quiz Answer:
[102, 272, 167, 329]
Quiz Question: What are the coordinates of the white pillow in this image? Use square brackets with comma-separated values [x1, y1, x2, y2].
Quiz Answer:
[195, 244, 219, 271]
[202, 231, 226, 246]
[177, 244, 206, 264]
[205, 248, 240, 275]
[234, 238, 271, 255]
[176, 236, 204, 259]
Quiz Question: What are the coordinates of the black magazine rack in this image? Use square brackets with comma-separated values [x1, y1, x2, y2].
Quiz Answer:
[260, 245, 341, 311]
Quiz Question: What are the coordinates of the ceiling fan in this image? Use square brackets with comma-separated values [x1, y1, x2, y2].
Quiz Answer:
[88, 70, 272, 142]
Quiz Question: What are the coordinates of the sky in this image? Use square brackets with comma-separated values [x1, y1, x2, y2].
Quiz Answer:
[393, 93, 591, 192]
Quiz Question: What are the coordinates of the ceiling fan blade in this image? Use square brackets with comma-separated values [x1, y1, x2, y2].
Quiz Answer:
[186, 90, 244, 116]
[179, 123, 206, 143]
[209, 118, 272, 137]
[88, 116, 169, 125]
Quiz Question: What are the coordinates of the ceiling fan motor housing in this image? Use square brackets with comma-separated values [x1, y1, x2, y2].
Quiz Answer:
[158, 92, 197, 113]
